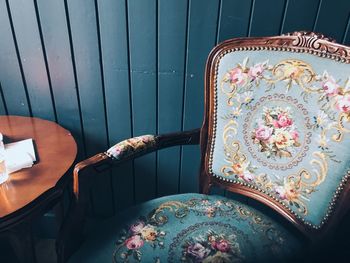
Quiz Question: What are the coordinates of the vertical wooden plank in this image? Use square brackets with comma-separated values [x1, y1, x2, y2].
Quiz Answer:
[249, 0, 286, 36]
[96, 0, 134, 211]
[0, 1, 30, 116]
[35, 0, 84, 155]
[218, 0, 253, 41]
[66, 0, 113, 216]
[6, 0, 55, 121]
[157, 0, 188, 196]
[0, 83, 7, 115]
[180, 0, 220, 193]
[281, 0, 320, 34]
[314, 0, 350, 42]
[210, 0, 224, 197]
[343, 16, 350, 45]
[128, 0, 157, 203]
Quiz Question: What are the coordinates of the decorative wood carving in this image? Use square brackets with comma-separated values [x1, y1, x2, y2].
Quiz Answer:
[262, 31, 350, 61]
[286, 31, 336, 43]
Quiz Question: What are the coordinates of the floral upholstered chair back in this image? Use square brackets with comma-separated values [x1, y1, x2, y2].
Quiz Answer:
[202, 32, 350, 233]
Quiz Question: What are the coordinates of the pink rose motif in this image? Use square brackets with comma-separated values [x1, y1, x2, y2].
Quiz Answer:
[111, 145, 123, 156]
[323, 76, 339, 96]
[212, 239, 230, 253]
[130, 221, 145, 234]
[290, 130, 299, 140]
[274, 186, 287, 200]
[275, 113, 293, 128]
[141, 136, 152, 143]
[239, 171, 255, 182]
[125, 235, 144, 250]
[248, 63, 264, 79]
[255, 125, 273, 141]
[228, 68, 248, 86]
[336, 95, 350, 113]
[187, 243, 211, 260]
[274, 183, 298, 201]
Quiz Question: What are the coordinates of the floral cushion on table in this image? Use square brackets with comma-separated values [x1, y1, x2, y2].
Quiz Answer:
[69, 193, 303, 262]
[210, 50, 350, 228]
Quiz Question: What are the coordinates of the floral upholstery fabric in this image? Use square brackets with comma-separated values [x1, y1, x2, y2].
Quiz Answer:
[210, 51, 350, 227]
[107, 135, 156, 160]
[69, 194, 303, 262]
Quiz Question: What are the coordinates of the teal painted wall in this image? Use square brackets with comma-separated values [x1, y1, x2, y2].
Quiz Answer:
[1, 0, 350, 216]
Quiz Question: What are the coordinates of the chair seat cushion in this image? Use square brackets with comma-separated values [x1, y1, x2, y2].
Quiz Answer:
[69, 193, 305, 262]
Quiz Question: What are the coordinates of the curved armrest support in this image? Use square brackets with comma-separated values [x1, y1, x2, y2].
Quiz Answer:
[73, 128, 200, 198]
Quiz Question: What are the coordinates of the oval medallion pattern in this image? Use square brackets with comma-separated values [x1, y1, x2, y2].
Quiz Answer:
[243, 94, 312, 170]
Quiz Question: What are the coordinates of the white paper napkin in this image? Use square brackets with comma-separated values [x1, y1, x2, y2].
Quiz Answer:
[5, 139, 36, 174]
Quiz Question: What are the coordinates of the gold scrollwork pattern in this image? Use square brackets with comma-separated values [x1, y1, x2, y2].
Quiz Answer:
[150, 201, 189, 225]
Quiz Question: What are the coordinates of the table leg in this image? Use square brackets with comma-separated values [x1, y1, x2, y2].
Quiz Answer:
[8, 222, 37, 263]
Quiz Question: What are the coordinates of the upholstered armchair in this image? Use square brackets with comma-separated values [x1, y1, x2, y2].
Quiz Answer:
[57, 32, 350, 262]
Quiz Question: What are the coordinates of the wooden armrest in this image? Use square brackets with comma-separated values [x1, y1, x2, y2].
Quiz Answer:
[73, 128, 200, 198]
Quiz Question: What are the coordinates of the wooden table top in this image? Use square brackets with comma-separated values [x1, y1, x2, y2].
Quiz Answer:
[0, 116, 77, 218]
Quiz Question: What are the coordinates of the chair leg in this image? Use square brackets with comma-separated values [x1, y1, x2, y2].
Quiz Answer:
[56, 201, 86, 263]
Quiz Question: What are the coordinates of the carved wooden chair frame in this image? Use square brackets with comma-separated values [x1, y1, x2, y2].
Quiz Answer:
[201, 31, 350, 240]
[57, 32, 350, 262]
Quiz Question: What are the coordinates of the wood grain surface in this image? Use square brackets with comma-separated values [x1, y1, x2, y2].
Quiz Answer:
[0, 115, 77, 217]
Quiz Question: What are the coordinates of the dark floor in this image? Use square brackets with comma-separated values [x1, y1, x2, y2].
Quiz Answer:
[1, 237, 56, 263]
[3, 235, 350, 263]
[35, 239, 57, 263]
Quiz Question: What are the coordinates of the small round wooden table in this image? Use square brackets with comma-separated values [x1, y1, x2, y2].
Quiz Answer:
[0, 116, 77, 263]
